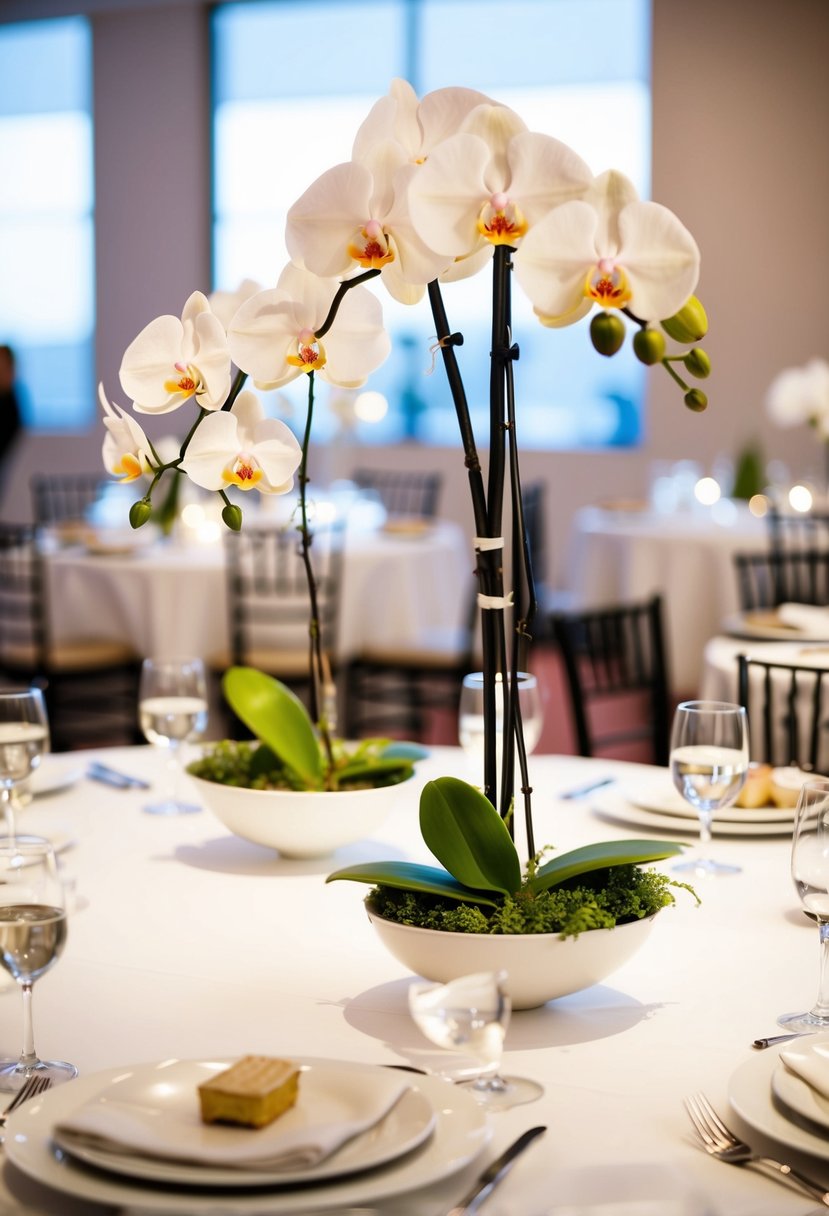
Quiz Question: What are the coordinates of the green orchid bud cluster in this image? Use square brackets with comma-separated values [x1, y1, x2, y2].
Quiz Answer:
[588, 294, 711, 413]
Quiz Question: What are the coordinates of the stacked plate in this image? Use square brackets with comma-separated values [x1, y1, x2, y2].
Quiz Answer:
[590, 774, 796, 837]
[4, 1057, 490, 1214]
[729, 1035, 829, 1160]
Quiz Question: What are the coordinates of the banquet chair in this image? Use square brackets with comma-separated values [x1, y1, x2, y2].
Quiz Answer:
[216, 522, 344, 731]
[767, 507, 829, 554]
[550, 595, 671, 766]
[733, 549, 829, 610]
[737, 653, 829, 771]
[350, 468, 442, 519]
[343, 582, 479, 741]
[0, 523, 142, 750]
[30, 472, 110, 529]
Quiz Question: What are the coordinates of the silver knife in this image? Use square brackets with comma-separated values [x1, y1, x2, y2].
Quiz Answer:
[87, 762, 151, 790]
[559, 776, 614, 800]
[446, 1126, 546, 1216]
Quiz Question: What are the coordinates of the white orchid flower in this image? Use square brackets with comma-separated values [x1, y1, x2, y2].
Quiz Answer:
[515, 170, 700, 327]
[767, 358, 829, 433]
[228, 263, 390, 390]
[352, 78, 494, 168]
[208, 278, 262, 331]
[406, 103, 593, 279]
[119, 291, 231, 415]
[178, 391, 301, 495]
[98, 384, 156, 482]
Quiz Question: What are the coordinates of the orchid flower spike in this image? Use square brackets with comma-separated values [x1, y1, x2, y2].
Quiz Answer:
[228, 263, 391, 390]
[99, 384, 156, 482]
[515, 170, 701, 327]
[406, 102, 593, 280]
[178, 391, 302, 495]
[119, 291, 231, 415]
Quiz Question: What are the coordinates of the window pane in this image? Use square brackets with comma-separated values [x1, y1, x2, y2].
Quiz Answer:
[0, 18, 94, 430]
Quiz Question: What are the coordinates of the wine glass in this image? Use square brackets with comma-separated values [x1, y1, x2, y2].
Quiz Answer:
[458, 672, 543, 783]
[0, 689, 49, 838]
[670, 700, 749, 877]
[0, 835, 76, 1090]
[408, 970, 543, 1112]
[138, 657, 208, 815]
[779, 778, 829, 1031]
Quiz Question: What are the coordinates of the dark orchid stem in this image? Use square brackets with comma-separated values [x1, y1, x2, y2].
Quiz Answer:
[426, 278, 500, 807]
[222, 367, 248, 412]
[316, 268, 381, 340]
[297, 369, 335, 775]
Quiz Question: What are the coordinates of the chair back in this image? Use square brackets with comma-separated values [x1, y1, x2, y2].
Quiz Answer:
[351, 469, 442, 519]
[733, 549, 829, 610]
[30, 472, 109, 527]
[551, 595, 670, 765]
[0, 523, 47, 678]
[767, 506, 829, 554]
[224, 522, 344, 680]
[737, 653, 829, 770]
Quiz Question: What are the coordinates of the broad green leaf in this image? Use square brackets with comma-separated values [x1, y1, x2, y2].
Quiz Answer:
[336, 756, 414, 788]
[419, 777, 521, 895]
[529, 839, 687, 895]
[325, 860, 500, 906]
[222, 667, 324, 789]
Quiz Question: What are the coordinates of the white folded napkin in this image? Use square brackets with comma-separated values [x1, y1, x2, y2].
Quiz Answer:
[776, 603, 829, 635]
[780, 1034, 829, 1099]
[54, 1070, 410, 1172]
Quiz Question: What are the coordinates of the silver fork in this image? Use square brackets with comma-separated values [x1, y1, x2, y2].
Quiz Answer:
[0, 1073, 51, 1129]
[685, 1091, 829, 1206]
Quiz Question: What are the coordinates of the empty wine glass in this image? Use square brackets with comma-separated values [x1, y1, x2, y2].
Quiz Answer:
[0, 835, 75, 1091]
[139, 657, 208, 815]
[408, 970, 543, 1111]
[779, 778, 829, 1031]
[670, 700, 748, 877]
[0, 689, 49, 838]
[458, 672, 543, 784]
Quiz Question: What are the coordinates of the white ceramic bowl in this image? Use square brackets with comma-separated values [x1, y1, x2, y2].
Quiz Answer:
[367, 907, 657, 1009]
[190, 774, 410, 859]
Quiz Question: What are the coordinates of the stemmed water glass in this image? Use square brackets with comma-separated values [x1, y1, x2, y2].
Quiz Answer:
[0, 689, 49, 838]
[0, 836, 75, 1091]
[779, 778, 829, 1032]
[408, 970, 543, 1111]
[669, 700, 748, 877]
[458, 672, 543, 783]
[139, 657, 208, 815]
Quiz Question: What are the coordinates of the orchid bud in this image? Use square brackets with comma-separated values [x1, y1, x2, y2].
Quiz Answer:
[129, 499, 152, 529]
[222, 503, 243, 531]
[633, 328, 666, 366]
[660, 295, 708, 343]
[684, 388, 708, 412]
[590, 312, 625, 357]
[684, 348, 711, 379]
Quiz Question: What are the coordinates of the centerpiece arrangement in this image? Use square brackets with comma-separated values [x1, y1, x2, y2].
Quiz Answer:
[100, 79, 708, 997]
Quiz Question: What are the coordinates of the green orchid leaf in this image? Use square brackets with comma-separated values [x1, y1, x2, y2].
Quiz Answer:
[529, 839, 687, 894]
[419, 777, 521, 895]
[325, 860, 500, 906]
[335, 756, 415, 788]
[221, 667, 324, 789]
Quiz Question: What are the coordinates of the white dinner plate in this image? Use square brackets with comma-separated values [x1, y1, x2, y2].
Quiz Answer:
[721, 611, 814, 642]
[728, 1044, 829, 1158]
[771, 1058, 829, 1134]
[25, 757, 84, 799]
[51, 1058, 436, 1187]
[4, 1058, 490, 1214]
[589, 789, 793, 838]
[619, 776, 796, 825]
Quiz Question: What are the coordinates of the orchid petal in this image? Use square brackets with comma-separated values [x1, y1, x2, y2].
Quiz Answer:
[407, 133, 493, 258]
[438, 242, 492, 284]
[506, 131, 593, 225]
[585, 169, 639, 252]
[457, 102, 527, 186]
[416, 86, 495, 155]
[178, 411, 240, 491]
[191, 310, 232, 409]
[120, 315, 188, 413]
[514, 201, 601, 319]
[617, 202, 700, 321]
[286, 162, 375, 278]
[228, 290, 305, 389]
[320, 287, 391, 385]
[352, 80, 420, 163]
[209, 279, 262, 330]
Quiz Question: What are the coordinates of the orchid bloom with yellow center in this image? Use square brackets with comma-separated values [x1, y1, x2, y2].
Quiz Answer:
[406, 103, 593, 281]
[515, 170, 701, 327]
[119, 290, 231, 415]
[352, 78, 494, 168]
[98, 384, 155, 482]
[178, 391, 301, 495]
[228, 263, 390, 390]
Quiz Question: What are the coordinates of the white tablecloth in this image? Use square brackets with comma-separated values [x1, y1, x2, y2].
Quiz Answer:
[0, 745, 825, 1214]
[44, 520, 471, 664]
[565, 504, 768, 693]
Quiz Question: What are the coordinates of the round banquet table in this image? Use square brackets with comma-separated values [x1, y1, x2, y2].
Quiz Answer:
[0, 745, 825, 1215]
[565, 503, 768, 693]
[42, 519, 471, 664]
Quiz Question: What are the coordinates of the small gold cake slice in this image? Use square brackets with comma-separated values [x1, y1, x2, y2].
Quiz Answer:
[198, 1056, 300, 1128]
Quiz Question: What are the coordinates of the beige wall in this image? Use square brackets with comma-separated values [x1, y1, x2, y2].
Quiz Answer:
[2, 0, 827, 591]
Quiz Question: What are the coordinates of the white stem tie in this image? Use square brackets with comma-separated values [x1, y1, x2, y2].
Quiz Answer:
[477, 591, 514, 610]
[474, 536, 505, 551]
